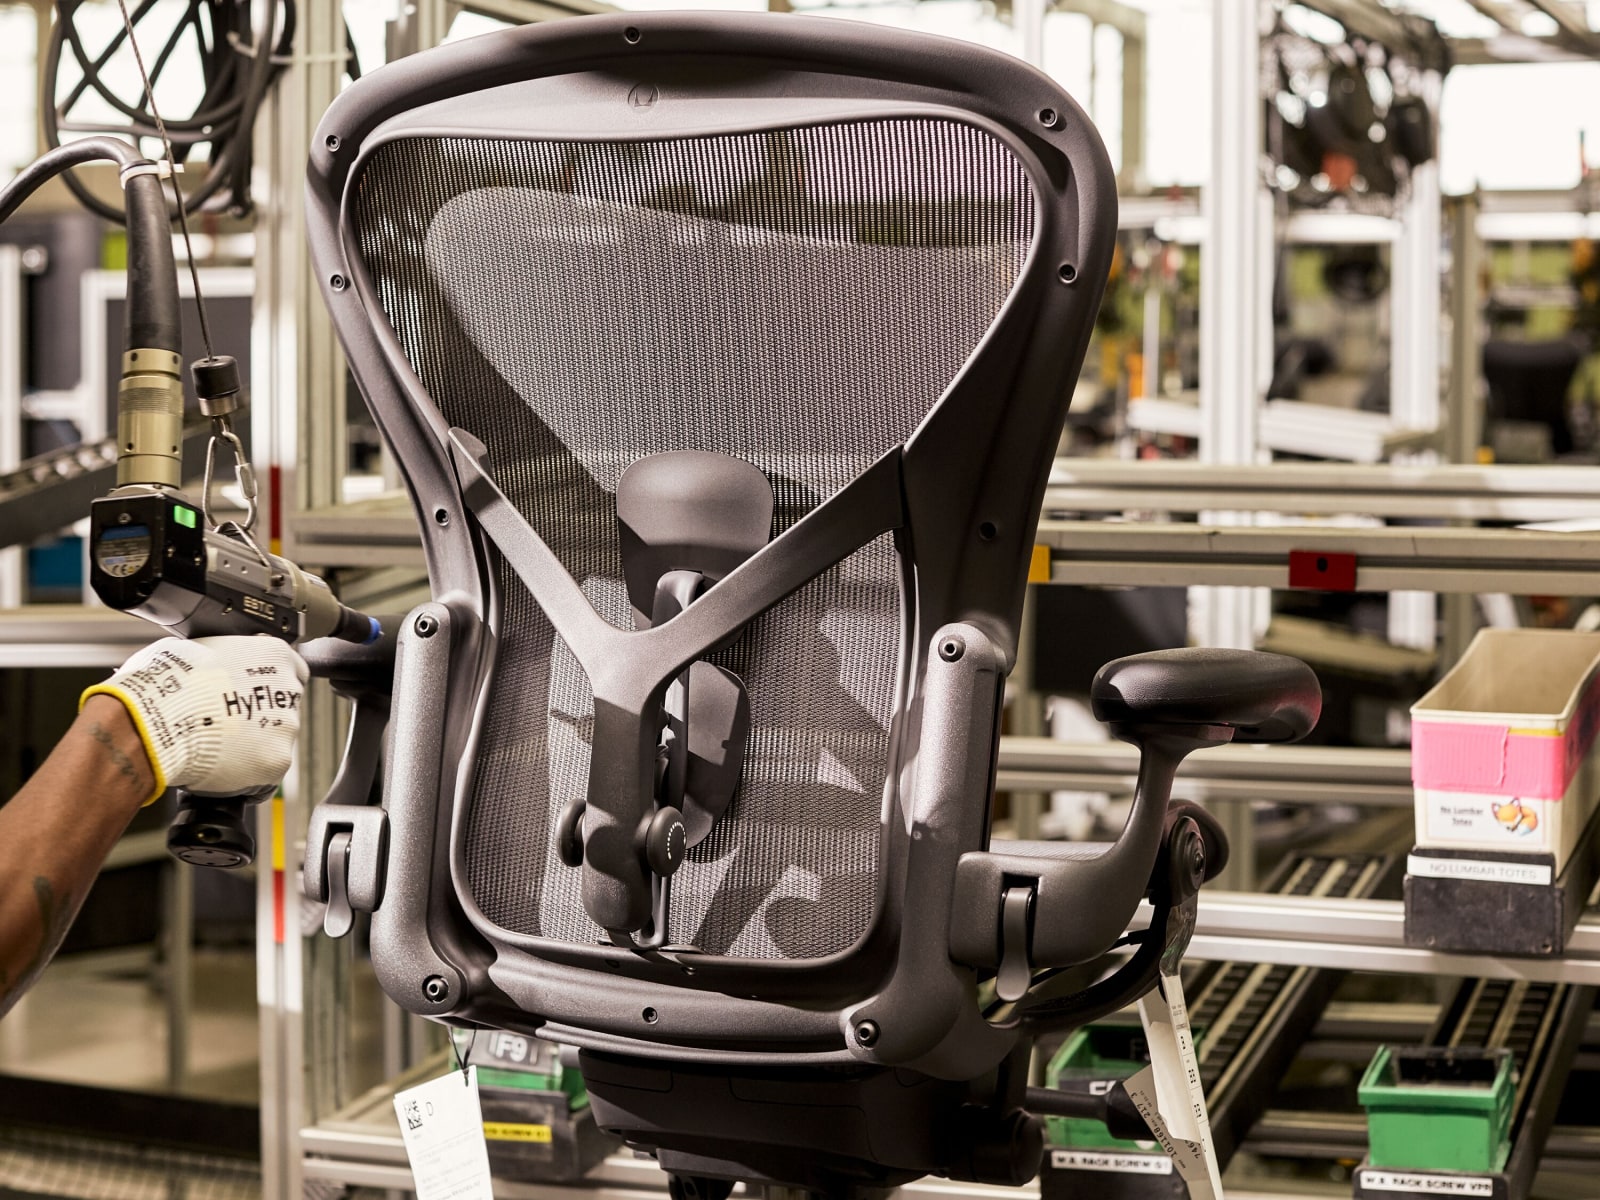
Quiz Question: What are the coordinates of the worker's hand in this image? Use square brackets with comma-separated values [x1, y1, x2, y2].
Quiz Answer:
[81, 636, 308, 806]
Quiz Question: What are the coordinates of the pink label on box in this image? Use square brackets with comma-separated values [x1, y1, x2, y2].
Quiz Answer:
[1413, 670, 1600, 799]
[1413, 723, 1513, 792]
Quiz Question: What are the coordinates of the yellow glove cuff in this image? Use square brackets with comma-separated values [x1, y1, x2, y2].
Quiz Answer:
[80, 683, 169, 807]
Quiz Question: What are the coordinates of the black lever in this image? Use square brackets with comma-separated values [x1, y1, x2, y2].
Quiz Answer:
[299, 617, 404, 938]
[1025, 1082, 1154, 1143]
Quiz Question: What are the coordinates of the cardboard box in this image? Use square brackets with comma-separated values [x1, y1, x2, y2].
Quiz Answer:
[1411, 629, 1600, 873]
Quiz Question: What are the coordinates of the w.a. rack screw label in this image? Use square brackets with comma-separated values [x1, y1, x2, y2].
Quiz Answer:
[1051, 1150, 1173, 1175]
[1362, 1171, 1494, 1196]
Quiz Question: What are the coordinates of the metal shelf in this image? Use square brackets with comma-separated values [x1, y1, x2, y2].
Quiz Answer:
[0, 605, 157, 667]
[1036, 520, 1600, 593]
[994, 737, 1412, 805]
[289, 491, 421, 568]
[1125, 398, 1438, 463]
[302, 1058, 1054, 1199]
[1165, 892, 1600, 986]
[1046, 459, 1600, 522]
[300, 1054, 1339, 1200]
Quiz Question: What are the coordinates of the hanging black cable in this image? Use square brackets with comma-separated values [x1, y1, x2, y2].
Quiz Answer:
[40, 0, 359, 224]
[0, 137, 179, 355]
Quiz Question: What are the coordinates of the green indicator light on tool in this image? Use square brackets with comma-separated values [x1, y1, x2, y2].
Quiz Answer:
[173, 506, 197, 529]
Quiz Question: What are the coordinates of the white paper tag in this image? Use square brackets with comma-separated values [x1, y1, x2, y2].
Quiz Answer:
[1051, 1149, 1174, 1174]
[1128, 972, 1225, 1200]
[1362, 1170, 1494, 1196]
[1407, 853, 1552, 886]
[393, 1066, 495, 1200]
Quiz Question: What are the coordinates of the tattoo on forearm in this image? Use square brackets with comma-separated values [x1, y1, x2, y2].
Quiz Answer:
[88, 719, 150, 794]
[0, 877, 77, 1016]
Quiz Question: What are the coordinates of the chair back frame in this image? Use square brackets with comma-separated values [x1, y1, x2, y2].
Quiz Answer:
[304, 11, 1116, 1082]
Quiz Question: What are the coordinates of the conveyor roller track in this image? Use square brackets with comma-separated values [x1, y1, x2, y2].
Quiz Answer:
[0, 421, 211, 550]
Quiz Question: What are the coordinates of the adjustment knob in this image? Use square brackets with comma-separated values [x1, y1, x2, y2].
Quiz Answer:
[556, 798, 586, 868]
[1164, 816, 1207, 904]
[644, 807, 688, 877]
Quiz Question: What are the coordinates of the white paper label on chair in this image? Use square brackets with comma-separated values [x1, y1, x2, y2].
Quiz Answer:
[393, 1066, 494, 1200]
[1127, 972, 1225, 1200]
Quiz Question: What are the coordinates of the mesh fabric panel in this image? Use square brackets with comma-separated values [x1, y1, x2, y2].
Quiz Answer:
[353, 118, 1034, 959]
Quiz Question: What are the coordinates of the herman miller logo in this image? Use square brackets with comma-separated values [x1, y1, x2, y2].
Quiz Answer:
[222, 684, 300, 720]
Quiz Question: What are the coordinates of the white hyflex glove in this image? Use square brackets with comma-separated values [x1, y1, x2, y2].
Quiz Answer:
[82, 635, 308, 806]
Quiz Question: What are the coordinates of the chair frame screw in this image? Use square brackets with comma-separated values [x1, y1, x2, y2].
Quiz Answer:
[855, 1020, 880, 1046]
[415, 614, 438, 638]
[422, 975, 448, 1002]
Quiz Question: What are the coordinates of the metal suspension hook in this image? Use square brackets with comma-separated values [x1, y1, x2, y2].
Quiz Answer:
[202, 419, 259, 532]
[201, 418, 272, 571]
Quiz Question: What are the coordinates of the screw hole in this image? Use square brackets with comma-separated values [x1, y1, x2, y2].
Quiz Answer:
[642, 1006, 659, 1024]
[1037, 107, 1058, 128]
[325, 134, 341, 151]
[1057, 262, 1077, 284]
[979, 520, 998, 541]
[623, 25, 641, 43]
[939, 638, 964, 662]
[434, 508, 449, 526]
[1316, 556, 1328, 571]
[329, 273, 347, 291]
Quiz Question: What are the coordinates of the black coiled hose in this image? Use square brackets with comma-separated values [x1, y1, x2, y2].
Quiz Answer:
[41, 0, 356, 222]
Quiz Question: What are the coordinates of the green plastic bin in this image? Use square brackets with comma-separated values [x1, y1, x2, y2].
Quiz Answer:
[1358, 1046, 1514, 1173]
[1043, 1020, 1204, 1150]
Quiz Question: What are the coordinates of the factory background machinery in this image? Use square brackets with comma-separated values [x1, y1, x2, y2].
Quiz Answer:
[10, 1, 1600, 1199]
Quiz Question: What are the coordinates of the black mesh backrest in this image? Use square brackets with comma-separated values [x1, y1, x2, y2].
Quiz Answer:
[351, 123, 1034, 958]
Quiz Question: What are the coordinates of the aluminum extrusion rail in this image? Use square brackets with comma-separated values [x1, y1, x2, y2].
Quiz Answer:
[1045, 459, 1600, 521]
[1036, 520, 1600, 593]
[0, 604, 158, 667]
[290, 491, 422, 568]
[1170, 893, 1600, 985]
[293, 481, 1600, 587]
[993, 737, 1413, 804]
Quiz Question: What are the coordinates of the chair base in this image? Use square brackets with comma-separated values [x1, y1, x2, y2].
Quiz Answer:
[579, 1049, 1042, 1196]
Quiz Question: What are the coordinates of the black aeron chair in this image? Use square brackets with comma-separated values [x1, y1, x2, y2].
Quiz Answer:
[300, 13, 1321, 1195]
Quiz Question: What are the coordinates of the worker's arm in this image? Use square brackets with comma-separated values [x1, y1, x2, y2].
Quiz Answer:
[0, 696, 151, 1016]
[0, 636, 307, 1018]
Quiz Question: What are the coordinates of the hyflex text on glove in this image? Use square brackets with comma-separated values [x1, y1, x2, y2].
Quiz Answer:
[81, 636, 309, 806]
